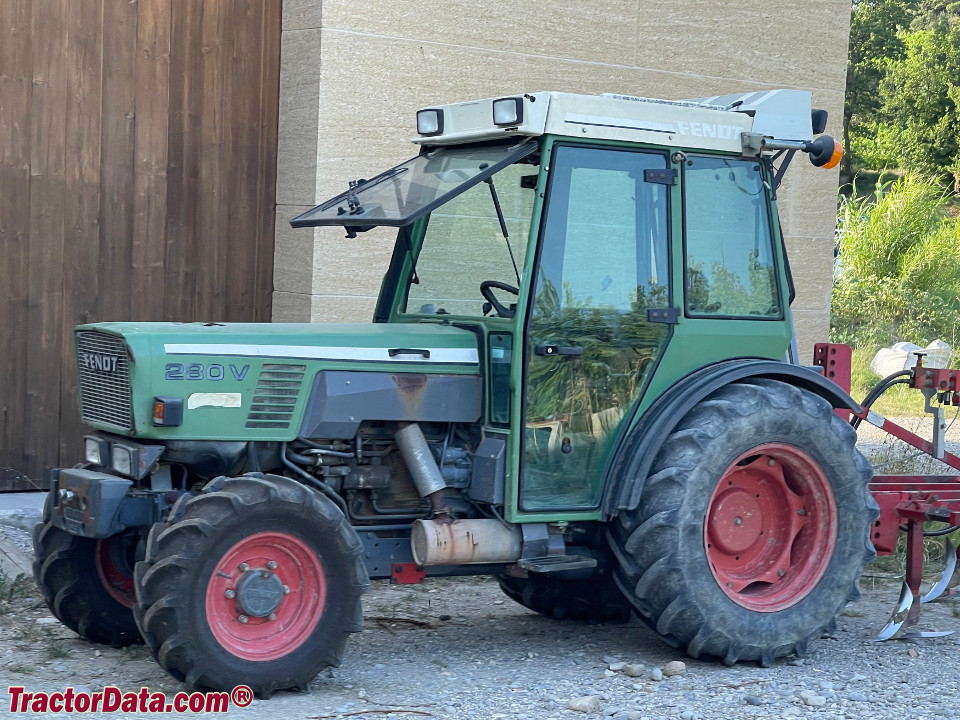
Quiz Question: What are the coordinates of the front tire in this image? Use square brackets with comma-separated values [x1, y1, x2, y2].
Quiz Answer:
[609, 379, 877, 665]
[133, 474, 369, 696]
[32, 505, 142, 647]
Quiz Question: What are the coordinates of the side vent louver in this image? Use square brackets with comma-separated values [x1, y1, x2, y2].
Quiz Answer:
[245, 364, 305, 429]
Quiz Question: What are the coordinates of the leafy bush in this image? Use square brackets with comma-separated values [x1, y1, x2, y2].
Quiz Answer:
[849, 121, 902, 171]
[831, 174, 960, 348]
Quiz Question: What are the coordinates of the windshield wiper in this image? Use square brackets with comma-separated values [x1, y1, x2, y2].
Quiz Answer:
[483, 172, 521, 285]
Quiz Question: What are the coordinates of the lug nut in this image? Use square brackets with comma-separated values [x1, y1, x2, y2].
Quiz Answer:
[727, 582, 734, 589]
[778, 569, 786, 577]
[268, 613, 276, 621]
[224, 589, 235, 599]
[238, 614, 249, 624]
[238, 563, 249, 572]
[734, 517, 742, 526]
[797, 508, 806, 516]
[267, 560, 278, 570]
[282, 585, 290, 595]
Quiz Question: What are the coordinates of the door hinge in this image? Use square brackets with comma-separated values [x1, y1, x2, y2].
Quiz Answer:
[644, 168, 677, 185]
[647, 307, 679, 324]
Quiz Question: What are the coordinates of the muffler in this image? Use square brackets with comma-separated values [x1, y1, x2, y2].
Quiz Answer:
[411, 518, 522, 565]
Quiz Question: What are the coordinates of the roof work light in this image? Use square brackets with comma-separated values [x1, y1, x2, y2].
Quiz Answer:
[492, 97, 523, 127]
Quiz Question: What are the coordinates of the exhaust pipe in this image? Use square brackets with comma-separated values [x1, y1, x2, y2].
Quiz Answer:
[394, 422, 450, 517]
[411, 518, 522, 565]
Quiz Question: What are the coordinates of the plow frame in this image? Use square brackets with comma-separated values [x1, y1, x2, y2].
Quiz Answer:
[814, 343, 960, 639]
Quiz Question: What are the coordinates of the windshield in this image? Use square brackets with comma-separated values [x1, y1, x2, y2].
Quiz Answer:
[402, 158, 538, 317]
[291, 141, 538, 229]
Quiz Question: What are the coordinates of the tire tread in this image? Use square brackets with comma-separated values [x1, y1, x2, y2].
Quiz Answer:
[133, 473, 368, 697]
[610, 379, 878, 664]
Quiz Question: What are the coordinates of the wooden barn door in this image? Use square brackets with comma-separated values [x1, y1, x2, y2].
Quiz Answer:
[0, 0, 281, 489]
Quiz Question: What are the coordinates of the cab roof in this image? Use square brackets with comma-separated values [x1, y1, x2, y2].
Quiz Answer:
[414, 89, 818, 155]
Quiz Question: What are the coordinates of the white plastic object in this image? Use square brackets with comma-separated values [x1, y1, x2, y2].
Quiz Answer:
[870, 340, 953, 377]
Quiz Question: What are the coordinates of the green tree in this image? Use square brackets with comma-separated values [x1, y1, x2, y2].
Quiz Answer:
[911, 0, 960, 28]
[844, 0, 915, 181]
[879, 19, 960, 190]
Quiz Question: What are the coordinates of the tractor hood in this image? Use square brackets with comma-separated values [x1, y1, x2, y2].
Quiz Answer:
[74, 321, 480, 440]
[86, 321, 481, 368]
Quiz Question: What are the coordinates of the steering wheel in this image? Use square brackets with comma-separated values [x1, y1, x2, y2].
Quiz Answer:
[480, 280, 519, 318]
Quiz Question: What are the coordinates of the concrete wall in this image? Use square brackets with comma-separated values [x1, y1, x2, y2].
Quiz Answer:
[274, 0, 851, 359]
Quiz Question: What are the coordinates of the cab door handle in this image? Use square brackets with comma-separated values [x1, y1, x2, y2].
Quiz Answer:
[534, 344, 583, 357]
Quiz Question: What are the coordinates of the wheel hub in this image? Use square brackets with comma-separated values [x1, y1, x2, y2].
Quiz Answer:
[204, 531, 327, 661]
[708, 489, 763, 555]
[704, 443, 837, 612]
[95, 532, 138, 608]
[235, 569, 284, 618]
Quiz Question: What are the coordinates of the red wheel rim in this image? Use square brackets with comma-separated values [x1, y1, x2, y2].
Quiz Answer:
[204, 531, 326, 661]
[704, 443, 837, 612]
[95, 536, 136, 608]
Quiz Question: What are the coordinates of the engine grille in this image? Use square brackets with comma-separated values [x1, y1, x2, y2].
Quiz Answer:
[245, 364, 305, 429]
[75, 330, 133, 430]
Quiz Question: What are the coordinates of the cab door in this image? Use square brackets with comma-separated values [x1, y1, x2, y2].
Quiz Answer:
[519, 144, 673, 511]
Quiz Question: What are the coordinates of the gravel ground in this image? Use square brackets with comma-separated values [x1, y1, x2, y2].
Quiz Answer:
[2, 549, 960, 720]
[3, 421, 960, 719]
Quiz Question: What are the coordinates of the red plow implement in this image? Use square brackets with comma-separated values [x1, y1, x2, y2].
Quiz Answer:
[815, 343, 960, 639]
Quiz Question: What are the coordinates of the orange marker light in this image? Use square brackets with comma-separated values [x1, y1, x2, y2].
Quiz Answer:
[152, 396, 183, 426]
[823, 139, 843, 170]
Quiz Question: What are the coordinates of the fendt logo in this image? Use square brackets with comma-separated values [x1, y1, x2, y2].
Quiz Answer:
[674, 121, 743, 140]
[79, 352, 120, 373]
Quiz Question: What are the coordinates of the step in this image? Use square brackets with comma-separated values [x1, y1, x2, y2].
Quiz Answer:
[517, 555, 597, 574]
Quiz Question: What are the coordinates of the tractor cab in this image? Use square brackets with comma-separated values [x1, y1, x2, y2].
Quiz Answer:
[293, 90, 842, 516]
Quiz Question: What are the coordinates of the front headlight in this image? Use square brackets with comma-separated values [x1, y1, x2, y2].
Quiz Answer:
[111, 445, 135, 477]
[84, 436, 106, 465]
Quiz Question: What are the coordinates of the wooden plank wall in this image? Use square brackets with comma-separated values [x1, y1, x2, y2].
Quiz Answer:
[0, 0, 281, 489]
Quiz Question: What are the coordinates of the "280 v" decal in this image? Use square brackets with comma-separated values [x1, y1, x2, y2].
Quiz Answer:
[164, 363, 250, 381]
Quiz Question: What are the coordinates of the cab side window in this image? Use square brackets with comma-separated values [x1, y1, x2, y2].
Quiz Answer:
[683, 156, 780, 318]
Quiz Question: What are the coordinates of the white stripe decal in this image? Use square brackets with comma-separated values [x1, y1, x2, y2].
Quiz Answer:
[163, 343, 479, 364]
[564, 112, 676, 134]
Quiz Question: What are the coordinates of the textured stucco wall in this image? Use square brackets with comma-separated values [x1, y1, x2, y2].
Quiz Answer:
[274, 0, 850, 360]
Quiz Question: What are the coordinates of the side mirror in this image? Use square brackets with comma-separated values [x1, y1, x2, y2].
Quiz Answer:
[811, 109, 829, 136]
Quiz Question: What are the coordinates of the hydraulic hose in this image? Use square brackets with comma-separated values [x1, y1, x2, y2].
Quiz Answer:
[247, 442, 262, 473]
[280, 442, 349, 516]
[296, 436, 355, 458]
[851, 370, 913, 429]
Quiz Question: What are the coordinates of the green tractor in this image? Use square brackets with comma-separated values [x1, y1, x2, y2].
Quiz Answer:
[33, 89, 875, 696]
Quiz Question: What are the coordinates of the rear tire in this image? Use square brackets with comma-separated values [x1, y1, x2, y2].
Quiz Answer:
[497, 549, 632, 624]
[608, 379, 877, 665]
[32, 501, 142, 647]
[497, 572, 632, 624]
[133, 474, 369, 697]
